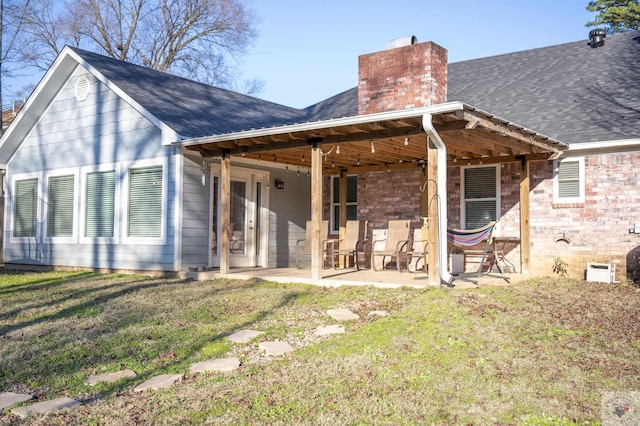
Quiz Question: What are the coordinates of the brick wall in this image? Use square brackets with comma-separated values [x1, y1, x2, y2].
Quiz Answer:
[323, 150, 640, 282]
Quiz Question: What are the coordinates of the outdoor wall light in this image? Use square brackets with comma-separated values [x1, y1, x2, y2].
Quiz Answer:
[275, 179, 285, 190]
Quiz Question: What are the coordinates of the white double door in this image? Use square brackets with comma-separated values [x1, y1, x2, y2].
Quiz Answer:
[210, 165, 269, 268]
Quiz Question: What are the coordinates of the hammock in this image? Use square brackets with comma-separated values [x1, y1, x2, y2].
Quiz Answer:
[447, 221, 509, 284]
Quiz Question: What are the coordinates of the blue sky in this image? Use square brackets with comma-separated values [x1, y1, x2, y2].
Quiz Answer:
[240, 0, 596, 108]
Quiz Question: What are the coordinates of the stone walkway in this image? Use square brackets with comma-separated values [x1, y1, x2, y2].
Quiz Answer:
[1, 307, 385, 419]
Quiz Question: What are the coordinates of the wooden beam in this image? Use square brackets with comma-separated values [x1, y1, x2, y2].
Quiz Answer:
[220, 155, 231, 274]
[519, 157, 531, 274]
[310, 143, 323, 280]
[427, 137, 440, 286]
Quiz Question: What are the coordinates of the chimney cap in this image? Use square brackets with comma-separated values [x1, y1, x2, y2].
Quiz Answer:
[387, 36, 418, 50]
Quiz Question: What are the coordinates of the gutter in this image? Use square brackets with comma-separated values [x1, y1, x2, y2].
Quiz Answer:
[422, 113, 454, 285]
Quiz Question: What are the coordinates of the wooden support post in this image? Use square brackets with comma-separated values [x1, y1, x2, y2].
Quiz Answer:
[310, 144, 323, 280]
[338, 170, 347, 268]
[220, 154, 231, 274]
[427, 138, 440, 285]
[519, 157, 530, 274]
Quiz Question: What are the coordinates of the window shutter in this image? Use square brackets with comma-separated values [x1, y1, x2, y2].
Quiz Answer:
[14, 178, 38, 237]
[128, 166, 162, 237]
[86, 170, 115, 237]
[48, 175, 74, 237]
[557, 160, 580, 198]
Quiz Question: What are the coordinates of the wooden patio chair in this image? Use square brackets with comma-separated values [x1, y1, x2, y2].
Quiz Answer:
[371, 219, 411, 271]
[447, 221, 509, 283]
[330, 220, 368, 270]
[296, 220, 329, 269]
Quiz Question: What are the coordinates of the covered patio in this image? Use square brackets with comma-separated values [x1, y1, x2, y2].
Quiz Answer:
[176, 101, 566, 285]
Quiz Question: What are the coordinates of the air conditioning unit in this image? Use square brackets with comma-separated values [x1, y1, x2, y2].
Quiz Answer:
[586, 262, 615, 284]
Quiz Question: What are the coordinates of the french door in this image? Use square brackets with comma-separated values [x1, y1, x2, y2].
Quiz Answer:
[210, 166, 269, 268]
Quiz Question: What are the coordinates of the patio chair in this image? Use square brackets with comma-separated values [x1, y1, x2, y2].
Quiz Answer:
[447, 221, 509, 283]
[406, 239, 429, 273]
[371, 219, 411, 271]
[296, 220, 329, 269]
[330, 220, 368, 270]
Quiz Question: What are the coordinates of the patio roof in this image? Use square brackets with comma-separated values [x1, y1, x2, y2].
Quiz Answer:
[175, 101, 568, 171]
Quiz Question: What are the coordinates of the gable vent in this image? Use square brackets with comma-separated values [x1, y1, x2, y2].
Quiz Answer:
[75, 75, 90, 102]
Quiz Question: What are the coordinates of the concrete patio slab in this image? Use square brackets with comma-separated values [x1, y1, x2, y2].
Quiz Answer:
[315, 325, 346, 336]
[133, 374, 183, 392]
[86, 370, 138, 386]
[227, 329, 264, 343]
[327, 308, 360, 321]
[0, 392, 32, 410]
[190, 357, 241, 374]
[259, 341, 295, 356]
[11, 397, 80, 418]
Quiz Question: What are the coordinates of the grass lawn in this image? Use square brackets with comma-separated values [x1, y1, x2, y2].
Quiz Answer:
[1, 271, 639, 425]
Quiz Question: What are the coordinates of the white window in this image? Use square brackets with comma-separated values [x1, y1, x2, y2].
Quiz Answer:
[331, 175, 357, 233]
[127, 165, 163, 238]
[462, 165, 500, 229]
[554, 157, 585, 203]
[46, 174, 76, 238]
[14, 178, 39, 238]
[85, 170, 116, 238]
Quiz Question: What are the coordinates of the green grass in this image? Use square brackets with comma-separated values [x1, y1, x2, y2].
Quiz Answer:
[1, 271, 639, 424]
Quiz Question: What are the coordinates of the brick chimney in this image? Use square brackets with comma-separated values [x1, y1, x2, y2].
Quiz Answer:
[357, 37, 448, 115]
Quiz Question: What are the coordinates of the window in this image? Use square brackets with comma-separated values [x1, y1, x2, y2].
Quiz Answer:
[331, 175, 357, 232]
[85, 170, 115, 237]
[128, 166, 163, 238]
[462, 166, 499, 229]
[14, 178, 38, 237]
[47, 175, 75, 238]
[554, 157, 584, 203]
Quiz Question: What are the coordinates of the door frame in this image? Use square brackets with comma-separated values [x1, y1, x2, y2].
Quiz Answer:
[209, 164, 269, 268]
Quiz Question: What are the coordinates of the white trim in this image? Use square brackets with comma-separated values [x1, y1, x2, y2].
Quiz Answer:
[79, 162, 121, 245]
[553, 156, 585, 204]
[42, 167, 80, 244]
[121, 157, 168, 245]
[8, 171, 43, 244]
[567, 138, 640, 153]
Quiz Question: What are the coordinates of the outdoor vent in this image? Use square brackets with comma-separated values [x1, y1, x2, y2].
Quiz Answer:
[75, 75, 90, 102]
[386, 36, 418, 50]
[588, 29, 606, 48]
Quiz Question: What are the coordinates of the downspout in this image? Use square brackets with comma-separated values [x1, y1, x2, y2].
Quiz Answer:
[422, 114, 454, 285]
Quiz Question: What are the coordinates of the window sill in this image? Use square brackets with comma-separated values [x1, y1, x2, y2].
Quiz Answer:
[552, 202, 585, 209]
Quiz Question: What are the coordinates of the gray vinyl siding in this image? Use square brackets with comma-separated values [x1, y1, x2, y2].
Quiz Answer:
[4, 67, 179, 272]
[181, 153, 210, 270]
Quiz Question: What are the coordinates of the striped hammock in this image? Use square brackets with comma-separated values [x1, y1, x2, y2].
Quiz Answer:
[447, 221, 496, 248]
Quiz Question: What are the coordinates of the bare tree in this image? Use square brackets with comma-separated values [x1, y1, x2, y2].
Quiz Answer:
[18, 0, 260, 92]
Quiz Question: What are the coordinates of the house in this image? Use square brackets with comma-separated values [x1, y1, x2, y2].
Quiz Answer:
[0, 30, 638, 284]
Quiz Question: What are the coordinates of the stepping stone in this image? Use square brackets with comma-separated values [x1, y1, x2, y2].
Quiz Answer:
[133, 374, 183, 392]
[190, 357, 241, 374]
[368, 310, 390, 317]
[327, 308, 360, 321]
[259, 341, 295, 356]
[0, 392, 32, 410]
[315, 325, 345, 336]
[86, 370, 137, 386]
[11, 397, 80, 418]
[227, 329, 264, 343]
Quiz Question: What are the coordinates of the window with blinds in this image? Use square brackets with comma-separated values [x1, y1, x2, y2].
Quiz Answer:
[47, 175, 75, 237]
[554, 158, 584, 203]
[463, 166, 498, 229]
[85, 170, 115, 238]
[128, 166, 163, 238]
[14, 178, 38, 237]
[331, 175, 357, 232]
